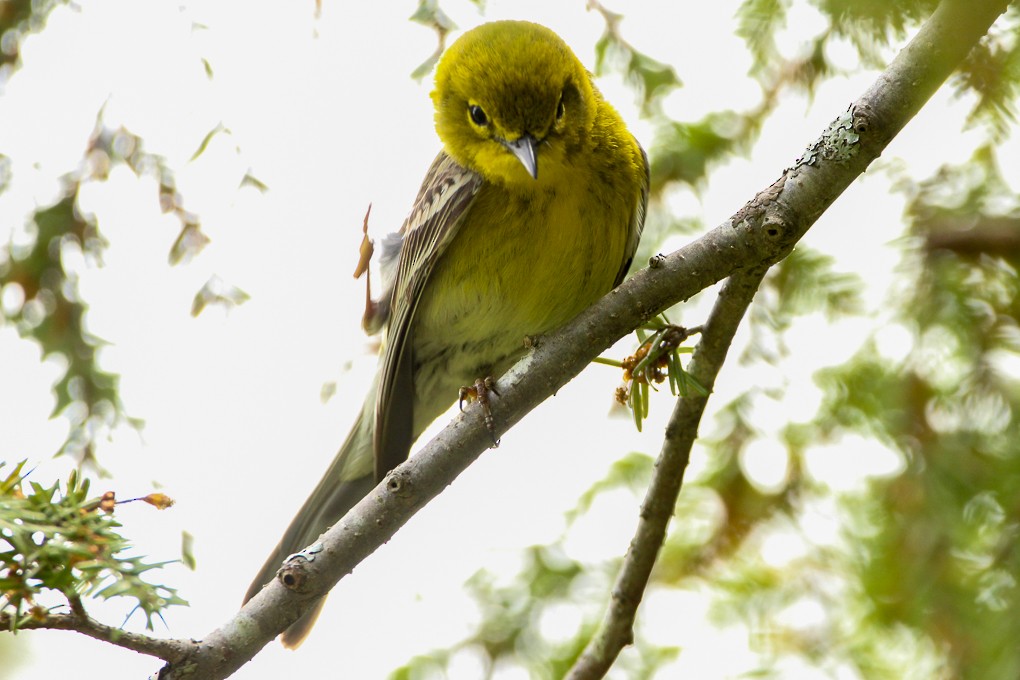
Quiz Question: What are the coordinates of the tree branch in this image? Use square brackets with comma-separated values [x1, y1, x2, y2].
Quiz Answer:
[135, 0, 1007, 676]
[0, 609, 190, 664]
[566, 266, 768, 679]
[923, 216, 1020, 257]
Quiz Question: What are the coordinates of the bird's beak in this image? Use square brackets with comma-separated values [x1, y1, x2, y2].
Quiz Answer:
[503, 134, 538, 179]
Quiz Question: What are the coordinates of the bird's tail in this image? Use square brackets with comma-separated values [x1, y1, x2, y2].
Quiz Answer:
[243, 393, 376, 648]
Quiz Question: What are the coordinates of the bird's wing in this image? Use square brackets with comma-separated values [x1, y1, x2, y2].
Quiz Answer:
[373, 151, 483, 480]
[614, 140, 650, 288]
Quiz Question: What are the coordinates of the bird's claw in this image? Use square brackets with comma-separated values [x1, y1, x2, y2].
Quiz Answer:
[459, 377, 500, 447]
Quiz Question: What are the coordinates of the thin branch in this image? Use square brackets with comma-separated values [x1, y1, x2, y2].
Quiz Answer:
[566, 267, 768, 679]
[923, 216, 1020, 257]
[0, 610, 190, 663]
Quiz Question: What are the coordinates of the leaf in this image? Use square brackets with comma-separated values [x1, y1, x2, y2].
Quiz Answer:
[410, 48, 443, 82]
[239, 171, 269, 193]
[168, 222, 211, 266]
[0, 463, 186, 632]
[181, 531, 196, 571]
[408, 0, 456, 31]
[628, 50, 682, 108]
[736, 0, 786, 67]
[567, 451, 654, 521]
[189, 123, 227, 162]
[190, 276, 251, 317]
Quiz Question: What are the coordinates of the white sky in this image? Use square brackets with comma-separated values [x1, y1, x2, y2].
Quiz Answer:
[1, 1, 1016, 678]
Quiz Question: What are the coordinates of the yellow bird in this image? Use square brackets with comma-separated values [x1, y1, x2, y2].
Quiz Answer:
[245, 19, 648, 647]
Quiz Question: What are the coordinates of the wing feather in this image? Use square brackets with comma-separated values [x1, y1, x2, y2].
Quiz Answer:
[373, 152, 482, 480]
[614, 140, 650, 287]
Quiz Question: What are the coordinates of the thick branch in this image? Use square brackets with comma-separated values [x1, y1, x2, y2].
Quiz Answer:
[154, 1, 1010, 677]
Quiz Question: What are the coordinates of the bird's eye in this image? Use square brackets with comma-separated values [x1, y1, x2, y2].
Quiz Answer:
[469, 105, 488, 126]
[556, 96, 565, 120]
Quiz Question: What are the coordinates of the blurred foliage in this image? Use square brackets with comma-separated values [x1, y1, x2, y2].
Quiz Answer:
[408, 0, 486, 81]
[1, 178, 127, 468]
[191, 275, 251, 317]
[393, 543, 679, 680]
[399, 2, 1020, 679]
[589, 1, 681, 117]
[0, 461, 186, 631]
[0, 0, 68, 75]
[2, 0, 256, 464]
[0, 112, 246, 466]
[958, 29, 1020, 143]
[746, 246, 865, 364]
[860, 146, 1020, 679]
[2, 124, 159, 465]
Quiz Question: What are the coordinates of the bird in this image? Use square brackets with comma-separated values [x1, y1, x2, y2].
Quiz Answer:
[244, 19, 648, 648]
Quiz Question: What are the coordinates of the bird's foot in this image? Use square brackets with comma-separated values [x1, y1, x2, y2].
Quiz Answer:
[459, 376, 500, 447]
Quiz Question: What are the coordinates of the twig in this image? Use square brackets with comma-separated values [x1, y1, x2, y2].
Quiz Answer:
[0, 609, 190, 664]
[566, 267, 768, 679]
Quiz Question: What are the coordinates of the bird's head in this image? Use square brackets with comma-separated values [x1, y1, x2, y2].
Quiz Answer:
[432, 20, 597, 187]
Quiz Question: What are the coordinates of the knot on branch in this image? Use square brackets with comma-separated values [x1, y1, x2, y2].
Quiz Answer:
[759, 204, 804, 263]
[762, 215, 785, 240]
[277, 563, 309, 592]
[385, 469, 413, 498]
[852, 104, 872, 134]
[276, 543, 323, 593]
[730, 173, 795, 261]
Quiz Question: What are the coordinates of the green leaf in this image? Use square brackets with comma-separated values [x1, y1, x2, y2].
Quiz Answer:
[0, 462, 186, 632]
[189, 123, 227, 162]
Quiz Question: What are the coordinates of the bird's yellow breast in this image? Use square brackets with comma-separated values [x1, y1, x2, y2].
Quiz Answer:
[412, 161, 635, 384]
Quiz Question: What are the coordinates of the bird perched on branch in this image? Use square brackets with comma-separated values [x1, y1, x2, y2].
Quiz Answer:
[244, 19, 648, 648]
